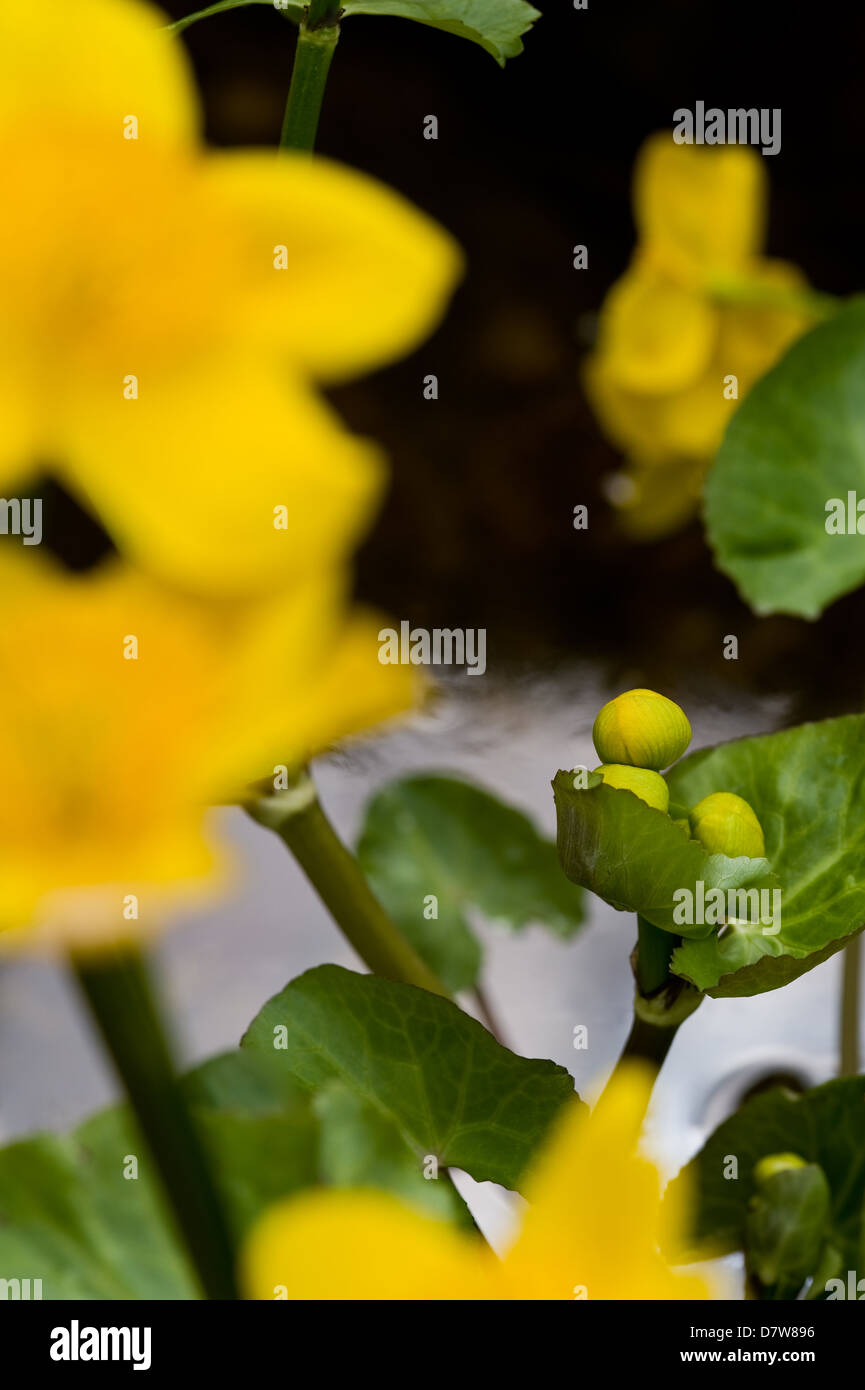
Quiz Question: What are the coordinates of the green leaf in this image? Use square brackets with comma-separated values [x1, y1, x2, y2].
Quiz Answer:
[745, 1164, 832, 1300]
[357, 774, 583, 991]
[182, 1051, 319, 1237]
[665, 716, 865, 996]
[553, 768, 775, 940]
[166, 1, 304, 36]
[340, 1, 540, 64]
[0, 1051, 318, 1300]
[0, 1109, 196, 1299]
[242, 963, 579, 1190]
[313, 1083, 473, 1226]
[705, 298, 865, 619]
[668, 1078, 865, 1282]
[167, 0, 541, 64]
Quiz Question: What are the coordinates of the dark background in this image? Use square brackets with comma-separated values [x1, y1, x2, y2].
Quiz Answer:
[157, 0, 865, 715]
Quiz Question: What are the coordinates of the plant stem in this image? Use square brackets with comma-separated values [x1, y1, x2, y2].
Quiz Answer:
[600, 921, 703, 1110]
[247, 777, 448, 996]
[839, 933, 861, 1076]
[617, 1012, 682, 1072]
[70, 946, 238, 1300]
[280, 18, 340, 152]
[634, 915, 674, 996]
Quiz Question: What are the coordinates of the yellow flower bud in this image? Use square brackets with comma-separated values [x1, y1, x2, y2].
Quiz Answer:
[688, 792, 765, 858]
[594, 764, 670, 813]
[592, 688, 691, 770]
[753, 1153, 807, 1188]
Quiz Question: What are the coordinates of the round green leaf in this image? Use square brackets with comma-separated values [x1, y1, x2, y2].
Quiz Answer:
[666, 715, 865, 996]
[241, 963, 580, 1191]
[706, 298, 865, 619]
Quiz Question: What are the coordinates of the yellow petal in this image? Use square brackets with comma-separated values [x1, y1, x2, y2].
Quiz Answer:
[241, 1190, 503, 1300]
[202, 152, 464, 381]
[0, 0, 198, 150]
[61, 358, 385, 597]
[503, 1068, 712, 1299]
[592, 262, 716, 394]
[0, 552, 412, 944]
[717, 259, 814, 381]
[635, 133, 766, 281]
[200, 590, 420, 796]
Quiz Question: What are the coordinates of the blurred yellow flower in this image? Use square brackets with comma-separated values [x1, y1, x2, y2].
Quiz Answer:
[241, 1065, 712, 1300]
[584, 134, 814, 537]
[0, 0, 461, 595]
[0, 551, 413, 950]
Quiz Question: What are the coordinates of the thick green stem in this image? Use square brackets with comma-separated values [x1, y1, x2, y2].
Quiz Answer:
[71, 947, 238, 1300]
[634, 915, 674, 996]
[600, 920, 703, 1110]
[617, 1012, 682, 1073]
[839, 933, 861, 1076]
[280, 20, 340, 152]
[247, 777, 447, 996]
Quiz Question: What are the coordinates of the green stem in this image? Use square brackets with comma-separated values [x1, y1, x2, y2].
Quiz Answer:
[634, 915, 674, 996]
[247, 776, 448, 996]
[839, 933, 861, 1076]
[280, 20, 340, 152]
[600, 923, 703, 1110]
[616, 1012, 682, 1073]
[71, 947, 238, 1300]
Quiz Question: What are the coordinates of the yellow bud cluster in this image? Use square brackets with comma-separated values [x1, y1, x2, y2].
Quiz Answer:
[590, 690, 767, 857]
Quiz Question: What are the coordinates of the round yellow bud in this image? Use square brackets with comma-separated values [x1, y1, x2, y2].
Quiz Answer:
[592, 689, 691, 771]
[688, 792, 765, 858]
[753, 1153, 807, 1187]
[594, 764, 670, 813]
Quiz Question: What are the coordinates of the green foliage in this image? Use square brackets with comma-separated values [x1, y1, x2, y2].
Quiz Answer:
[555, 715, 865, 997]
[669, 1078, 865, 1294]
[242, 963, 579, 1189]
[666, 716, 865, 996]
[745, 1164, 832, 1300]
[553, 768, 774, 941]
[0, 1051, 317, 1299]
[706, 299, 865, 618]
[357, 774, 583, 991]
[167, 0, 541, 64]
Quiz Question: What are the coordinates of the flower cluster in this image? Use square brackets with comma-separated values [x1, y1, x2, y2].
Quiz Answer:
[584, 134, 815, 537]
[591, 688, 765, 855]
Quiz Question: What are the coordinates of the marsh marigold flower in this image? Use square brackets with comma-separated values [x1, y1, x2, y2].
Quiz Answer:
[0, 551, 414, 949]
[0, 0, 461, 595]
[241, 1066, 713, 1300]
[584, 134, 814, 537]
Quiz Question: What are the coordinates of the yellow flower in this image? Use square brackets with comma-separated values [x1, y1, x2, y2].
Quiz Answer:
[584, 134, 813, 537]
[0, 0, 461, 595]
[241, 1066, 713, 1300]
[0, 551, 414, 949]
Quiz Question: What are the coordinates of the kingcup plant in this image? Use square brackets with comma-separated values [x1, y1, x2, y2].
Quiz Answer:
[1, 0, 864, 1307]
